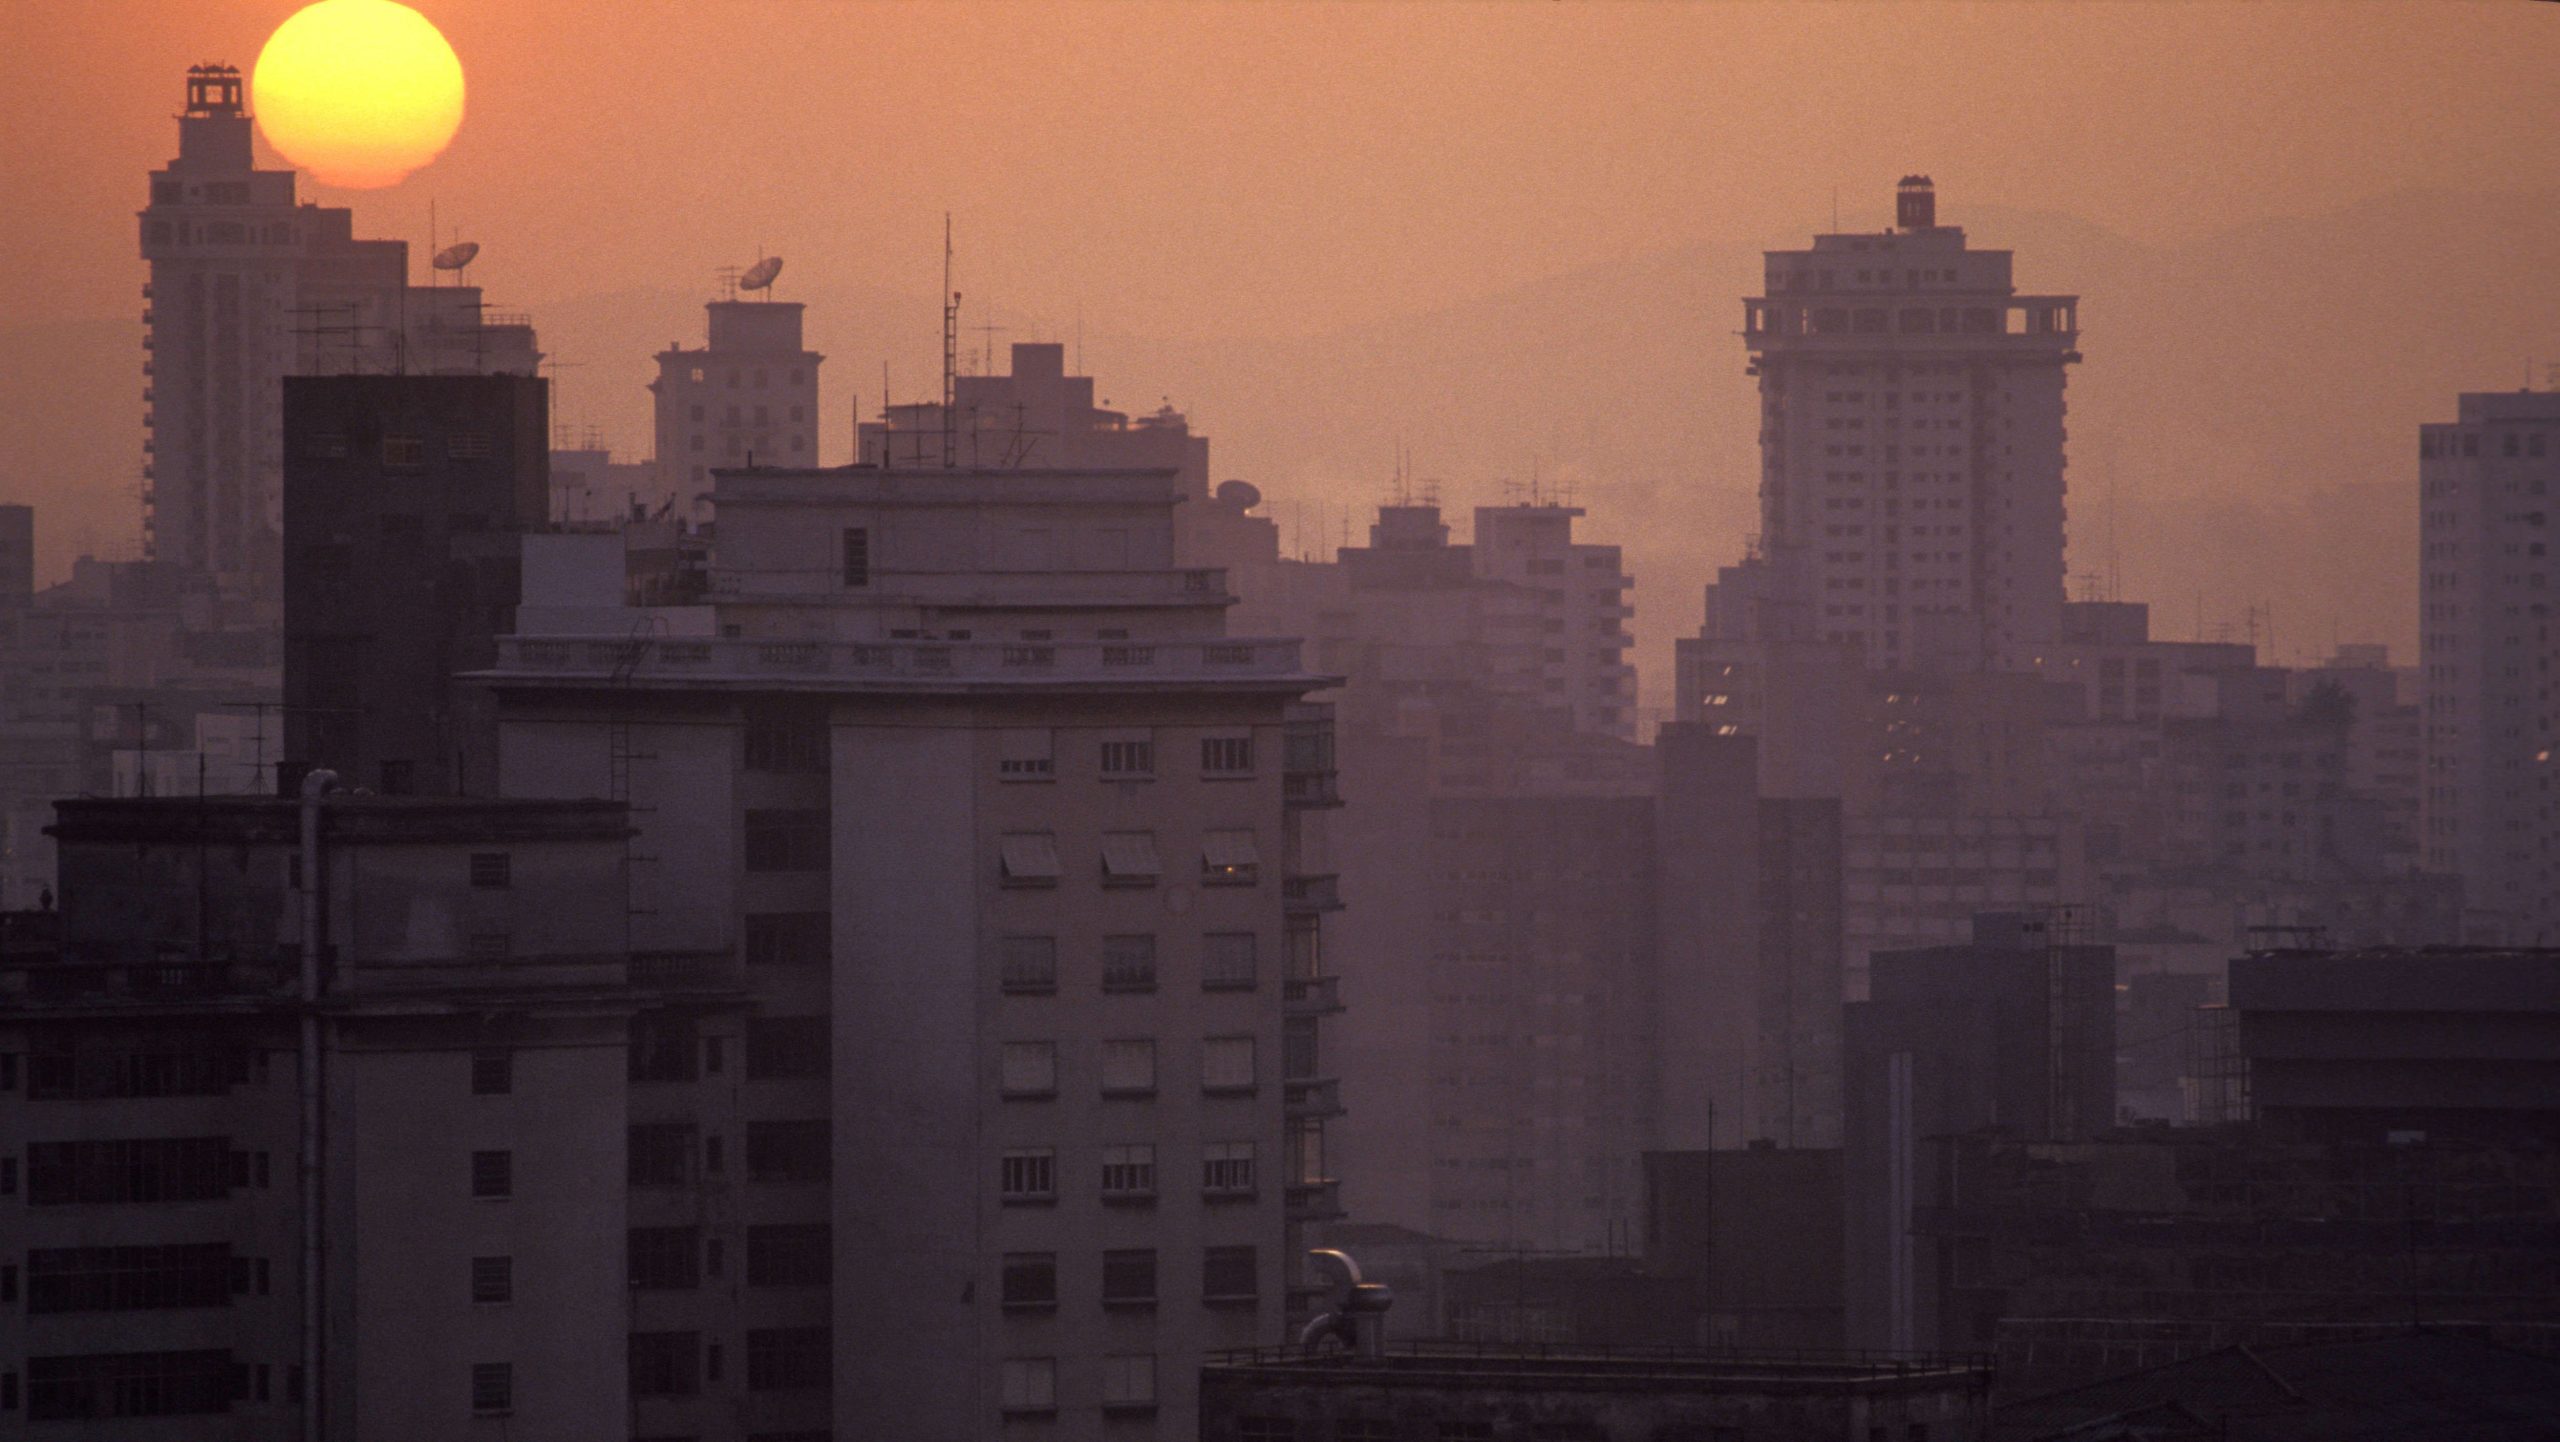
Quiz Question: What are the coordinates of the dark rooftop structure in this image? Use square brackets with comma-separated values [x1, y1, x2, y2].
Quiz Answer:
[1994, 1330, 2560, 1441]
[1201, 1343, 1994, 1442]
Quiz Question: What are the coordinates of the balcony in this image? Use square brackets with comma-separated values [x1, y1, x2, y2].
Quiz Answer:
[3, 959, 289, 1007]
[1282, 768, 1341, 808]
[1282, 873, 1343, 915]
[1283, 974, 1343, 1016]
[1286, 1178, 1345, 1221]
[1284, 1076, 1344, 1119]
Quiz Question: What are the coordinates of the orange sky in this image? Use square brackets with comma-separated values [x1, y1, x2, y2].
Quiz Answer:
[6, 2, 2558, 673]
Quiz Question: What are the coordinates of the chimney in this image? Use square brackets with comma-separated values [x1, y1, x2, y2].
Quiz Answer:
[1896, 175, 1936, 231]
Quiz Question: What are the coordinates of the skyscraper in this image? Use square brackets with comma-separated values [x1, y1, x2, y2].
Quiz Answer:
[2419, 391, 2560, 942]
[1697, 176, 2079, 676]
[140, 64, 538, 599]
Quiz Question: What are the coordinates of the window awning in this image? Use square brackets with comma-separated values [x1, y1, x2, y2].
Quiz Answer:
[1202, 829, 1261, 870]
[1101, 831, 1163, 879]
[1000, 832, 1062, 880]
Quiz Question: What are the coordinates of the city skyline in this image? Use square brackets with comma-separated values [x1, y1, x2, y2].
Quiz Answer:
[7, 4, 2560, 690]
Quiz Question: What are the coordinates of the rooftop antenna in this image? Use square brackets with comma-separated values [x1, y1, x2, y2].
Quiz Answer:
[973, 298, 1007, 377]
[942, 213, 958, 469]
[739, 254, 784, 302]
[715, 265, 742, 302]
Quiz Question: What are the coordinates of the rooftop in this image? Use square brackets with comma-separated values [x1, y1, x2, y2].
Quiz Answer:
[1205, 1342, 1992, 1397]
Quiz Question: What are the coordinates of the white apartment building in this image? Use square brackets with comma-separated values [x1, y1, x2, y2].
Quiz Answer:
[140, 65, 538, 596]
[481, 454, 1341, 1440]
[2419, 390, 2560, 942]
[1700, 176, 2078, 677]
[650, 299, 824, 510]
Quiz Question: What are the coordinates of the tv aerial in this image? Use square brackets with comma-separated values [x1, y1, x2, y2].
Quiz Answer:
[739, 254, 783, 300]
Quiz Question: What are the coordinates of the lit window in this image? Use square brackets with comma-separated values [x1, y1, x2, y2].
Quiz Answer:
[1202, 830, 1260, 886]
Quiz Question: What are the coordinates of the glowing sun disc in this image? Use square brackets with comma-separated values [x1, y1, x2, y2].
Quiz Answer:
[253, 0, 464, 189]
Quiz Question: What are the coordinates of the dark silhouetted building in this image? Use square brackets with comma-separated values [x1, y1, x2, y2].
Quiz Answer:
[1645, 1145, 1846, 1351]
[283, 373, 548, 795]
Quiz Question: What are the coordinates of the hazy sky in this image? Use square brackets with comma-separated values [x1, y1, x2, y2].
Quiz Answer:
[7, 2, 2558, 675]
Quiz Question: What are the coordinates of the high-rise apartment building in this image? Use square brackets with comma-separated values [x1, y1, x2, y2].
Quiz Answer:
[1693, 176, 2079, 676]
[140, 64, 538, 598]
[2419, 391, 2560, 942]
[481, 449, 1340, 1440]
[0, 793, 637, 1439]
[650, 298, 823, 508]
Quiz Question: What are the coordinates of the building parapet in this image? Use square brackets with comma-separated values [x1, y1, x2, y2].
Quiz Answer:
[708, 565, 1233, 609]
[1203, 1342, 1995, 1393]
[482, 633, 1319, 691]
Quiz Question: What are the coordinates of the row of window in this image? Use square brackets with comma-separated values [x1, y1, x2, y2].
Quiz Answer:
[1000, 931, 1259, 994]
[999, 829, 1260, 887]
[623, 1223, 827, 1289]
[1000, 732, 1259, 782]
[1000, 1244, 1258, 1311]
[1001, 1353, 1158, 1413]
[628, 1327, 829, 1397]
[627, 1120, 829, 1186]
[999, 1035, 1258, 1098]
[998, 1141, 1260, 1203]
[18, 1138, 261, 1206]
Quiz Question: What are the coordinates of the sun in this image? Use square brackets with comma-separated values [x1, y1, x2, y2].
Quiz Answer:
[252, 0, 464, 189]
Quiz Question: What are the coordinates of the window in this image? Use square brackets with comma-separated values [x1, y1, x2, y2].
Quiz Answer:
[471, 1255, 511, 1304]
[469, 852, 511, 888]
[25, 1244, 231, 1313]
[25, 1038, 254, 1101]
[629, 1227, 701, 1289]
[25, 1350, 233, 1421]
[1001, 1252, 1058, 1310]
[745, 1224, 829, 1286]
[999, 1358, 1056, 1414]
[1100, 735, 1155, 779]
[1204, 1142, 1257, 1197]
[446, 432, 492, 461]
[999, 935, 1057, 994]
[471, 1050, 511, 1096]
[999, 831, 1062, 887]
[747, 1328, 831, 1392]
[998, 728, 1054, 781]
[1203, 1245, 1258, 1302]
[1100, 1039, 1157, 1096]
[471, 1361, 513, 1416]
[1000, 1149, 1056, 1203]
[1201, 735, 1254, 777]
[628, 1123, 695, 1186]
[1203, 932, 1257, 990]
[744, 701, 829, 773]
[471, 1150, 512, 1199]
[630, 1013, 698, 1082]
[1203, 1035, 1257, 1093]
[1101, 1354, 1157, 1411]
[381, 435, 428, 469]
[841, 528, 869, 587]
[745, 1017, 830, 1080]
[1102, 1249, 1156, 1308]
[629, 1332, 699, 1397]
[1000, 1041, 1058, 1098]
[745, 912, 830, 968]
[1102, 933, 1157, 991]
[1101, 1143, 1156, 1200]
[746, 1121, 830, 1183]
[744, 809, 829, 872]
[1202, 829, 1261, 885]
[1100, 830, 1163, 886]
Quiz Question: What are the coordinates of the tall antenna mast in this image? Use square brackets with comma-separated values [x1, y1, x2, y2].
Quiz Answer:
[942, 214, 959, 470]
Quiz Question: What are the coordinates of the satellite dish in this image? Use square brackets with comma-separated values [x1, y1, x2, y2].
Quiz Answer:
[1215, 479, 1263, 512]
[739, 255, 783, 292]
[431, 241, 480, 271]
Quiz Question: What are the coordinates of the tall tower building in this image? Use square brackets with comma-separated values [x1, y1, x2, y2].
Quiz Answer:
[140, 64, 538, 600]
[2419, 391, 2560, 942]
[650, 297, 824, 512]
[1712, 176, 2079, 673]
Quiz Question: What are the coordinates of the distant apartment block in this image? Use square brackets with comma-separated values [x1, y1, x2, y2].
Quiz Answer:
[140, 65, 538, 598]
[2418, 390, 2560, 942]
[651, 295, 823, 506]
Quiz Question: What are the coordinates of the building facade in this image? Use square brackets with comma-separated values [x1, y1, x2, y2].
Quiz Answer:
[480, 451, 1341, 1440]
[2418, 390, 2560, 943]
[650, 298, 824, 510]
